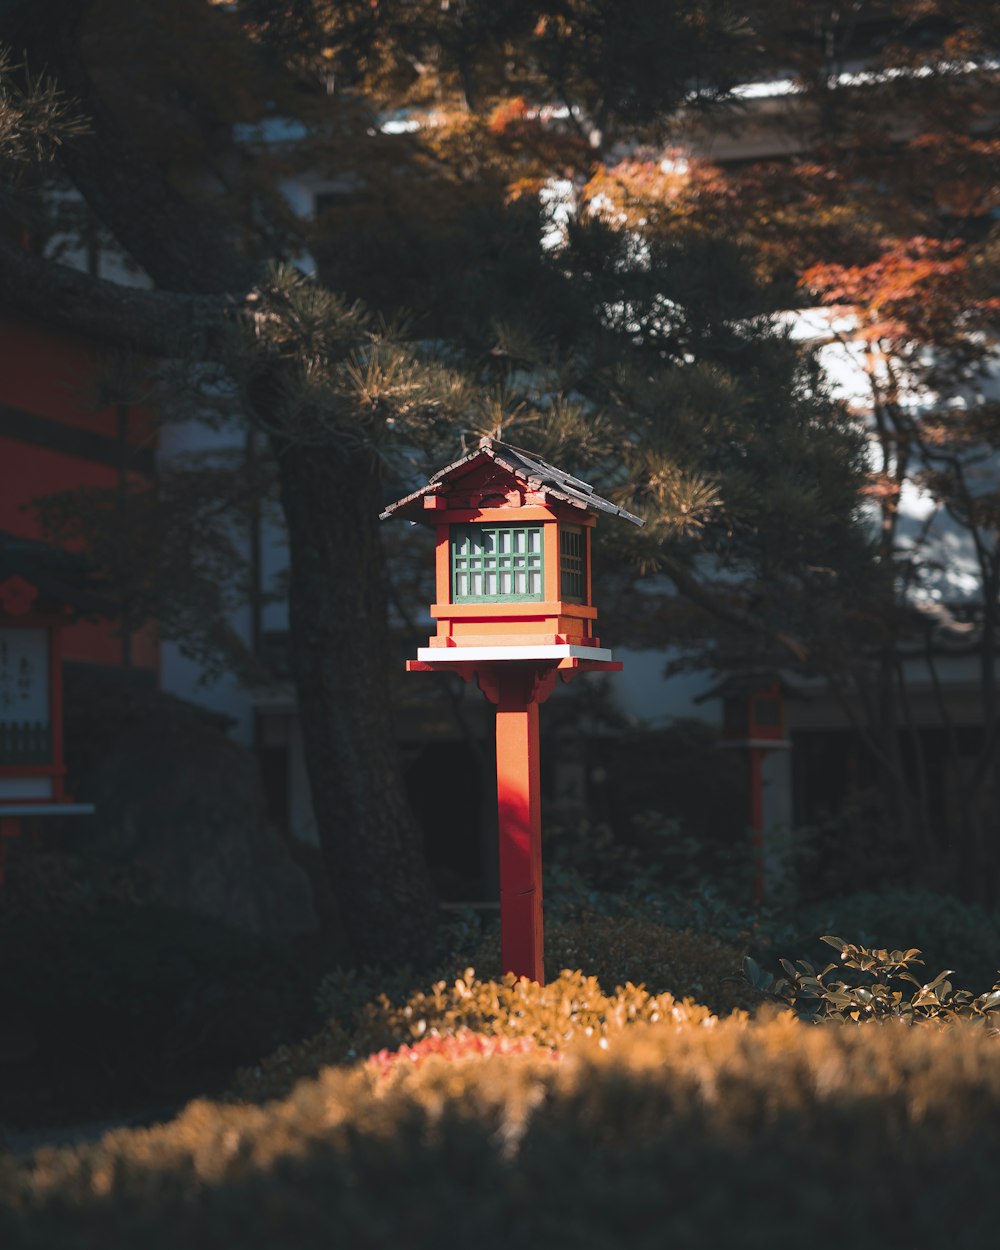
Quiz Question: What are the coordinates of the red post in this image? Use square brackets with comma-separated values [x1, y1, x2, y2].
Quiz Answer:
[494, 666, 544, 983]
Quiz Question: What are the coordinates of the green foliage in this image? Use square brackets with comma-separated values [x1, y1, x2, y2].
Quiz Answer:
[788, 888, 1000, 992]
[747, 936, 1000, 1026]
[34, 450, 279, 683]
[0, 846, 153, 919]
[0, 46, 89, 166]
[486, 916, 750, 1010]
[787, 789, 912, 899]
[538, 812, 768, 947]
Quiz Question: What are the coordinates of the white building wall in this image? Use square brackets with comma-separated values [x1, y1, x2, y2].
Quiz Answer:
[611, 648, 713, 725]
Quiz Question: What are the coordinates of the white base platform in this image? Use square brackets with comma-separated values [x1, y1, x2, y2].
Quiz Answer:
[416, 644, 614, 663]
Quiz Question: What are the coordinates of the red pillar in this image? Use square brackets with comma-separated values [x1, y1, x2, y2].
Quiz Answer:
[494, 666, 544, 983]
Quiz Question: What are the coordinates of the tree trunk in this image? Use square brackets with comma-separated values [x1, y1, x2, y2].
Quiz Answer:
[273, 437, 438, 965]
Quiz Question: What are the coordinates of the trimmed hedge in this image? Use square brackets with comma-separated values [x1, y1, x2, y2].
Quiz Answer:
[233, 968, 716, 1103]
[3, 987, 1000, 1249]
[259, 917, 749, 1106]
[467, 916, 753, 1012]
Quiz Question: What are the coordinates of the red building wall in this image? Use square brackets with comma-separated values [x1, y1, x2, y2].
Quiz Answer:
[0, 314, 159, 673]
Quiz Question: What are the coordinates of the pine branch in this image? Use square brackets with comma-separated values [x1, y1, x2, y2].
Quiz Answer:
[0, 233, 234, 356]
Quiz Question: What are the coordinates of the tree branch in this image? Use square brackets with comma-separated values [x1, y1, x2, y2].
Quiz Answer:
[660, 555, 809, 663]
[0, 235, 233, 356]
[0, 0, 258, 295]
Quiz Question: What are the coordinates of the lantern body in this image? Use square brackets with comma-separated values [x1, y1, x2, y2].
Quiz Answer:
[382, 437, 640, 666]
[721, 681, 787, 746]
[427, 499, 599, 654]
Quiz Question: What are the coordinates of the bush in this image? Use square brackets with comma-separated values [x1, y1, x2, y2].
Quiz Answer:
[542, 807, 757, 917]
[287, 915, 748, 1106]
[233, 967, 716, 1103]
[0, 904, 315, 1125]
[468, 915, 752, 1013]
[0, 846, 154, 918]
[746, 936, 1000, 1024]
[5, 999, 1000, 1248]
[785, 889, 1000, 992]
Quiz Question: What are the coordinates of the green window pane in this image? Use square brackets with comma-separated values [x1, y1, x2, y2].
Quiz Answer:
[451, 524, 545, 602]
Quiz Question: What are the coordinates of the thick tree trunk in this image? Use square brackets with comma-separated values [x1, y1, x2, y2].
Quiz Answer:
[273, 438, 438, 965]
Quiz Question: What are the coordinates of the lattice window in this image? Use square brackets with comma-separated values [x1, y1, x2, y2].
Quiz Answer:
[560, 525, 586, 602]
[0, 722, 52, 765]
[451, 524, 544, 602]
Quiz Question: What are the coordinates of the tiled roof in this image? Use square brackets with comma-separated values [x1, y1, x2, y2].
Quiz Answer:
[380, 437, 644, 526]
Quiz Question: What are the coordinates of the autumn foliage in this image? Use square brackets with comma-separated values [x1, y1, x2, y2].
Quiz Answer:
[802, 238, 998, 347]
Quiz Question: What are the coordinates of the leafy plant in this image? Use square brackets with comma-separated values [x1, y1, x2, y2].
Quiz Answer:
[746, 936, 1000, 1026]
[790, 889, 1000, 990]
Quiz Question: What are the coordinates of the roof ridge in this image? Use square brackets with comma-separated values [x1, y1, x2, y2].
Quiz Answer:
[484, 439, 597, 494]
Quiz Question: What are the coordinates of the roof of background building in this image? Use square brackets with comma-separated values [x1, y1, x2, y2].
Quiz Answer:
[0, 531, 110, 616]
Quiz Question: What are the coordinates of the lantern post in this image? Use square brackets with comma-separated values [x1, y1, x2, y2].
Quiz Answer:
[382, 438, 642, 982]
[703, 674, 793, 904]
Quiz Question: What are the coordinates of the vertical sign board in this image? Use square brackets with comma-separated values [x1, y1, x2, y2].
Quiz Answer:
[0, 626, 53, 799]
[0, 567, 93, 885]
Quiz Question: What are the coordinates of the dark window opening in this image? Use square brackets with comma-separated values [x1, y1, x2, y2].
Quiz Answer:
[560, 525, 585, 602]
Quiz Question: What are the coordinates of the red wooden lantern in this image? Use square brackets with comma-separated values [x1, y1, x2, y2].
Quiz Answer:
[382, 438, 643, 981]
[0, 539, 99, 883]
